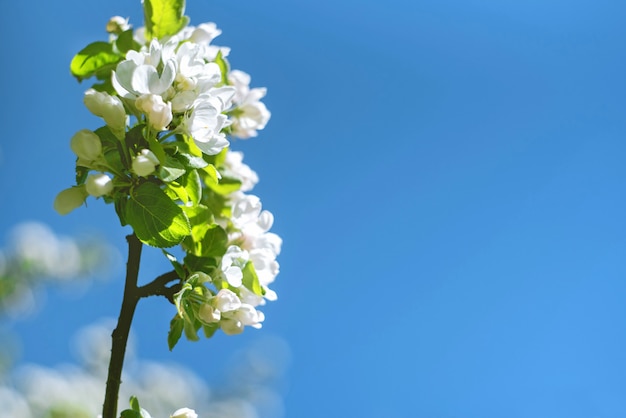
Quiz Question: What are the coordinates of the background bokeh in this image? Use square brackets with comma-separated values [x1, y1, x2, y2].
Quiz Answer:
[1, 0, 626, 417]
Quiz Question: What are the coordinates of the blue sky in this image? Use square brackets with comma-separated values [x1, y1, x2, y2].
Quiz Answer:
[2, 0, 626, 417]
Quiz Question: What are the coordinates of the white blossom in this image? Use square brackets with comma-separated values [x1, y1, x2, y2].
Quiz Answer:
[53, 186, 88, 215]
[132, 149, 160, 177]
[228, 70, 270, 139]
[184, 94, 230, 155]
[112, 39, 177, 99]
[135, 94, 173, 131]
[214, 289, 241, 313]
[234, 304, 264, 328]
[224, 151, 258, 192]
[85, 173, 113, 197]
[220, 246, 249, 287]
[106, 16, 130, 34]
[70, 129, 102, 162]
[171, 407, 198, 418]
[220, 318, 244, 335]
[83, 89, 127, 137]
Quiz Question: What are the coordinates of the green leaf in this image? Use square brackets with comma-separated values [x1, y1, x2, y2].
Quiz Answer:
[115, 196, 129, 226]
[182, 169, 201, 206]
[75, 165, 88, 186]
[70, 42, 121, 81]
[144, 0, 189, 40]
[168, 314, 184, 350]
[201, 164, 220, 186]
[214, 50, 230, 85]
[162, 250, 185, 278]
[243, 262, 265, 296]
[125, 182, 191, 247]
[129, 396, 141, 412]
[203, 323, 219, 338]
[126, 124, 149, 151]
[158, 155, 186, 182]
[183, 204, 214, 244]
[115, 29, 140, 54]
[177, 152, 208, 169]
[183, 253, 217, 273]
[183, 313, 200, 341]
[206, 175, 242, 195]
[91, 77, 115, 94]
[95, 126, 119, 148]
[198, 224, 228, 257]
[120, 410, 142, 418]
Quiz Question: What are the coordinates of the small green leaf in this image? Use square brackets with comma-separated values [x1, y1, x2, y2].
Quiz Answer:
[95, 126, 120, 148]
[75, 165, 88, 185]
[168, 314, 184, 350]
[125, 182, 191, 247]
[121, 410, 142, 418]
[158, 155, 186, 182]
[115, 29, 140, 54]
[243, 262, 265, 296]
[144, 0, 189, 40]
[70, 42, 121, 81]
[203, 323, 219, 339]
[183, 253, 218, 273]
[126, 124, 149, 151]
[214, 50, 230, 86]
[183, 204, 214, 242]
[182, 169, 201, 206]
[129, 396, 141, 412]
[201, 164, 220, 186]
[206, 175, 242, 195]
[183, 313, 200, 341]
[199, 225, 228, 257]
[162, 250, 185, 278]
[91, 77, 115, 94]
[177, 152, 208, 169]
[115, 196, 129, 226]
[166, 182, 189, 203]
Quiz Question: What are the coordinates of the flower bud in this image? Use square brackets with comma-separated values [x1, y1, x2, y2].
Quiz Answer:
[198, 304, 220, 324]
[70, 129, 102, 161]
[106, 16, 130, 34]
[220, 318, 244, 335]
[54, 186, 88, 215]
[131, 149, 160, 177]
[135, 94, 173, 131]
[171, 408, 198, 418]
[84, 89, 127, 136]
[85, 173, 113, 197]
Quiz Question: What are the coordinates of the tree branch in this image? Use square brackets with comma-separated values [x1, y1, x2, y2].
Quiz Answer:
[137, 269, 181, 303]
[102, 233, 143, 418]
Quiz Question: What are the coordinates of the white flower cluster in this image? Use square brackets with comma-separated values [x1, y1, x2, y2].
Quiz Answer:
[193, 153, 281, 336]
[56, 20, 271, 213]
[112, 23, 269, 155]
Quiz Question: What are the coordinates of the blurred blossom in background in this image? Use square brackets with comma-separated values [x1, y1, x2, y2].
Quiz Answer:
[0, 222, 289, 418]
[0, 319, 289, 418]
[0, 222, 120, 317]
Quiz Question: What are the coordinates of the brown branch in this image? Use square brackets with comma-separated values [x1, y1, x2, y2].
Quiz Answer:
[102, 233, 143, 418]
[137, 269, 181, 303]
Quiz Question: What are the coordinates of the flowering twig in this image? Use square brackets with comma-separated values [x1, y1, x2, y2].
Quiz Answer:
[58, 1, 281, 415]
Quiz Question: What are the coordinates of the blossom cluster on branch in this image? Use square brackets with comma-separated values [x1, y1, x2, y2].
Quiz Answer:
[54, 1, 280, 349]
